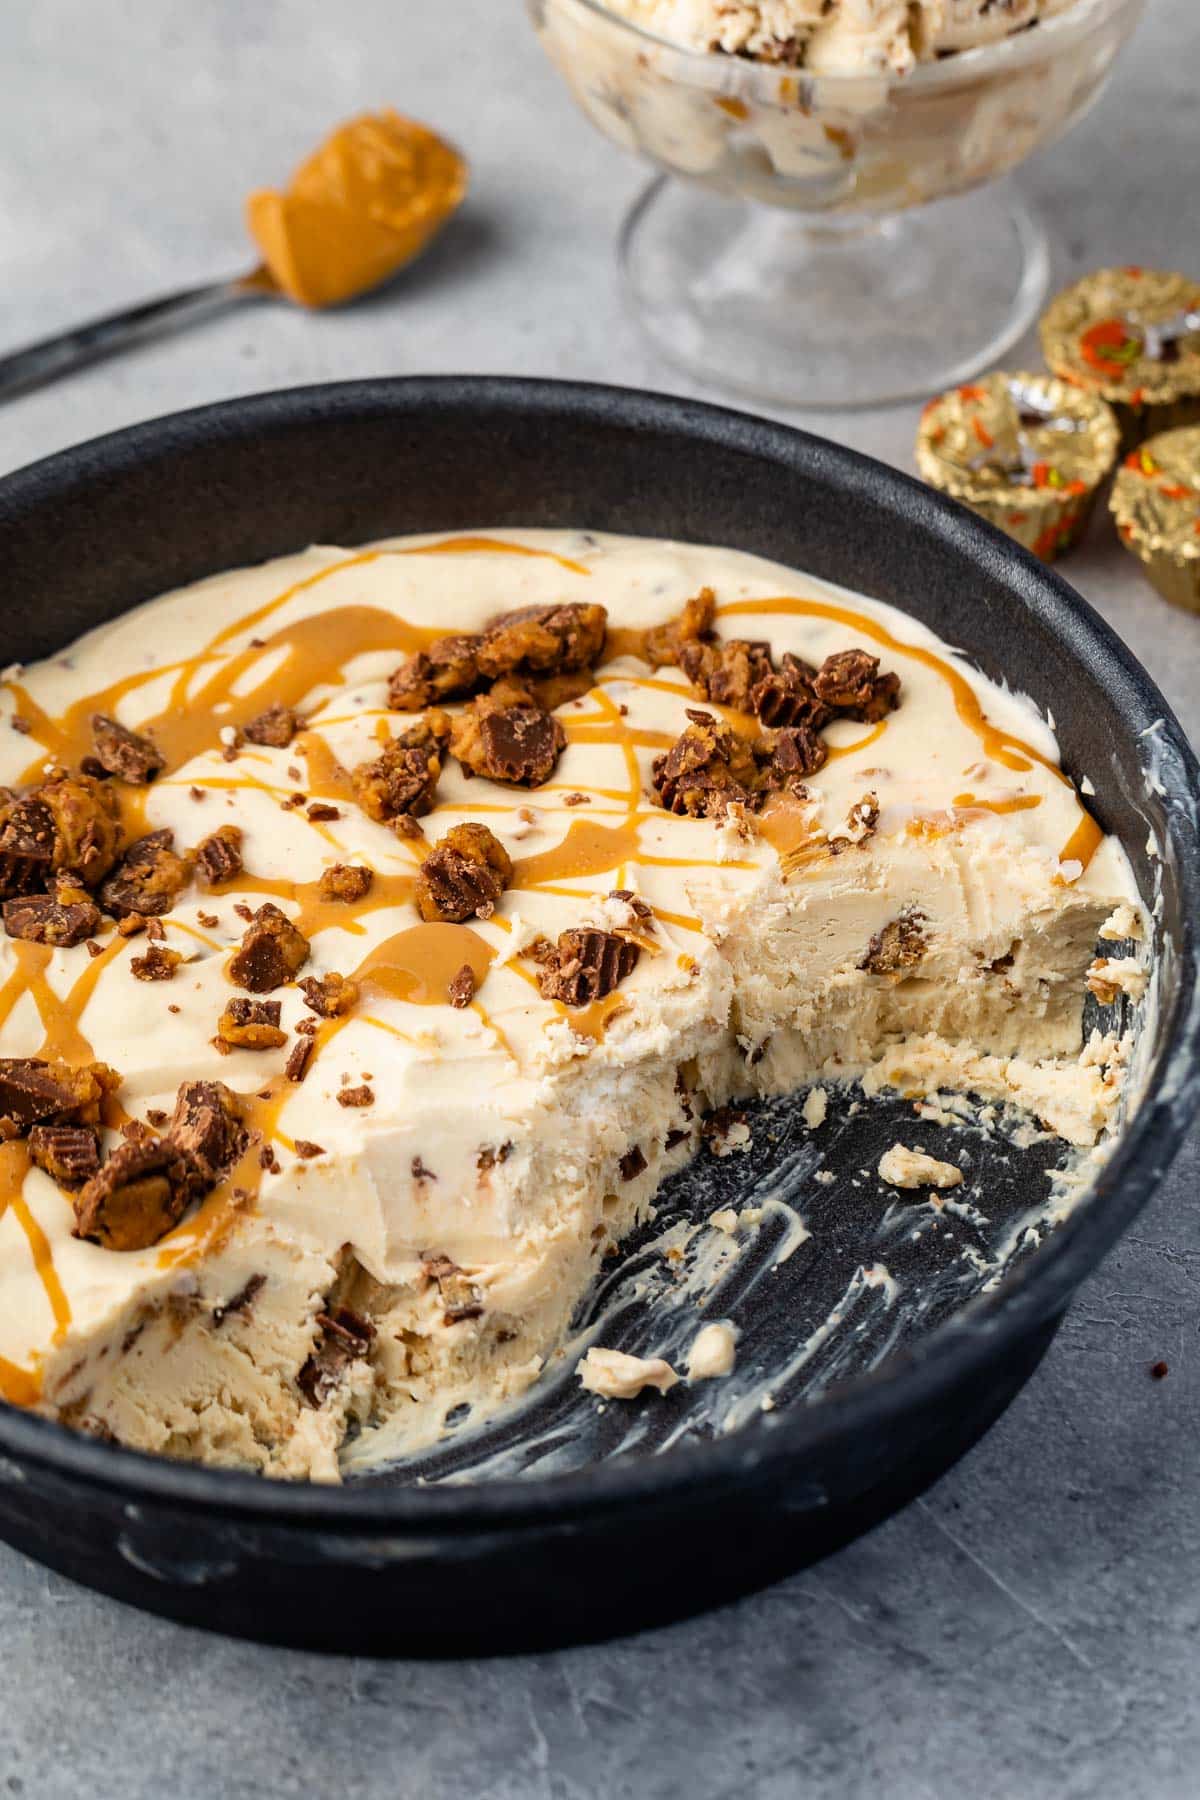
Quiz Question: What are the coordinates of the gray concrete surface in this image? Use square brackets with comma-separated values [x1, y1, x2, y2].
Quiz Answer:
[0, 1, 1196, 1794]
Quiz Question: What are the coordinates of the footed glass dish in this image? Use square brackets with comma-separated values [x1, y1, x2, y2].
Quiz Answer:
[529, 0, 1145, 407]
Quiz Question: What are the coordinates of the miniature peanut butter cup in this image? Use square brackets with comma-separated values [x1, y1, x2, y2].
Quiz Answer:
[916, 372, 1119, 562]
[1109, 426, 1200, 614]
[1040, 269, 1200, 449]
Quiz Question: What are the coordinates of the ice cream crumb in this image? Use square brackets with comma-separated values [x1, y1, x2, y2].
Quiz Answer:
[578, 1346, 679, 1399]
[686, 1321, 738, 1381]
[878, 1144, 964, 1190]
[802, 1086, 828, 1130]
[708, 1116, 751, 1158]
[1086, 956, 1148, 1005]
[1099, 902, 1143, 943]
[813, 1169, 835, 1186]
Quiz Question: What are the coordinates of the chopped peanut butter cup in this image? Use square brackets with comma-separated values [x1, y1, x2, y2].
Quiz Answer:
[169, 1080, 246, 1188]
[242, 703, 301, 748]
[476, 602, 607, 678]
[3, 888, 100, 946]
[641, 587, 716, 669]
[860, 910, 927, 973]
[297, 1306, 376, 1407]
[0, 1056, 117, 1138]
[448, 962, 476, 1008]
[73, 1138, 193, 1252]
[0, 797, 56, 896]
[652, 710, 766, 818]
[351, 715, 447, 822]
[416, 822, 512, 923]
[751, 654, 830, 730]
[829, 794, 881, 855]
[451, 696, 565, 788]
[487, 667, 596, 713]
[298, 972, 359, 1018]
[99, 829, 190, 920]
[195, 825, 244, 885]
[130, 943, 183, 981]
[216, 997, 287, 1050]
[387, 634, 482, 711]
[422, 1254, 484, 1325]
[319, 863, 373, 903]
[88, 714, 164, 784]
[7, 771, 123, 888]
[538, 927, 640, 1007]
[227, 902, 310, 992]
[678, 637, 773, 711]
[812, 650, 900, 721]
[28, 1123, 100, 1186]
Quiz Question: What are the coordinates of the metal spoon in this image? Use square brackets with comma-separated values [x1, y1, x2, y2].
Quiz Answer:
[0, 264, 280, 403]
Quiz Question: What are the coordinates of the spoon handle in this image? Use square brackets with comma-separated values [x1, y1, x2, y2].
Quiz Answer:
[0, 270, 272, 403]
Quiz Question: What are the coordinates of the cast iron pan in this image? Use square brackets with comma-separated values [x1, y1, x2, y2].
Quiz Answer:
[0, 378, 1194, 1655]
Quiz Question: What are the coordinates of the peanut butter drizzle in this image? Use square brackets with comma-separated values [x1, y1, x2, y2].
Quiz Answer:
[512, 817, 755, 890]
[602, 626, 654, 663]
[757, 794, 821, 866]
[401, 535, 592, 578]
[12, 936, 123, 1066]
[213, 869, 417, 943]
[11, 1189, 69, 1342]
[12, 602, 435, 805]
[953, 792, 1044, 815]
[0, 1134, 69, 1358]
[565, 993, 632, 1043]
[0, 1117, 45, 1395]
[354, 923, 495, 1008]
[1055, 813, 1104, 880]
[825, 720, 888, 762]
[0, 1354, 40, 1405]
[10, 535, 590, 793]
[513, 820, 643, 889]
[562, 718, 677, 753]
[297, 731, 362, 809]
[593, 675, 763, 744]
[504, 956, 629, 1044]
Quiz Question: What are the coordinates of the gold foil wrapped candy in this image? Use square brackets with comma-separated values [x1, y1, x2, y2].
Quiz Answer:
[1040, 268, 1200, 450]
[1109, 426, 1200, 614]
[915, 372, 1119, 561]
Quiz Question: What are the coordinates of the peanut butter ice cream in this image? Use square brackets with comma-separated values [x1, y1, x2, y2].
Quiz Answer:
[0, 529, 1145, 1479]
[601, 0, 1081, 72]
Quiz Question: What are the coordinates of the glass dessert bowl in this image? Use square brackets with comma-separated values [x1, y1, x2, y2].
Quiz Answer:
[528, 0, 1146, 406]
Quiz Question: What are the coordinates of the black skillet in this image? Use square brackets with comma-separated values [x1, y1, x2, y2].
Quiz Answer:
[0, 378, 1194, 1654]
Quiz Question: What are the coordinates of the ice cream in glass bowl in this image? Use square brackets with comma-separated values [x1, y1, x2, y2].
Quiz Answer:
[528, 0, 1145, 406]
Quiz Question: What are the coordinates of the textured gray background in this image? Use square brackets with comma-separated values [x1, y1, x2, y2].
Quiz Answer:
[0, 2, 1196, 1795]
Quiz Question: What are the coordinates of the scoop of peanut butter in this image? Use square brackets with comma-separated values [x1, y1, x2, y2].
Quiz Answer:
[246, 110, 468, 309]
